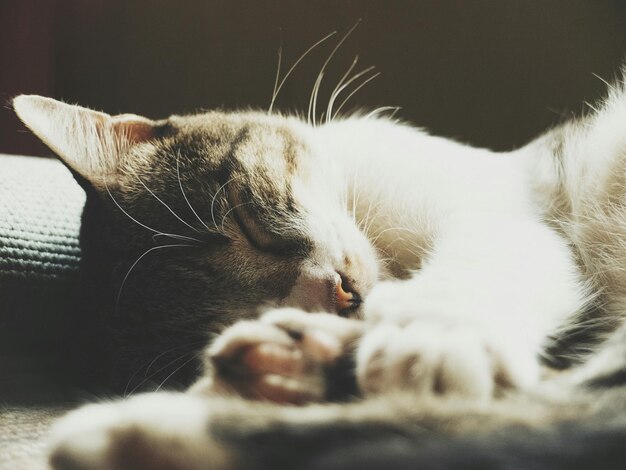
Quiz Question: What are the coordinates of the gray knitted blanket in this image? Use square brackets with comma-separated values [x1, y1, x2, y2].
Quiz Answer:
[0, 154, 85, 469]
[0, 154, 84, 354]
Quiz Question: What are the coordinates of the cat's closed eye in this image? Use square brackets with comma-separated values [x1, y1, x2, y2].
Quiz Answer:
[230, 200, 311, 257]
[12, 94, 381, 390]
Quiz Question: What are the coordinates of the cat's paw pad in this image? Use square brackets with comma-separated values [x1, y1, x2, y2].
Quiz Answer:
[204, 308, 363, 404]
[356, 321, 539, 400]
[49, 393, 220, 470]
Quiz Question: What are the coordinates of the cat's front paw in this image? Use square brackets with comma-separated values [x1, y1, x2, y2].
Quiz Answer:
[357, 321, 538, 400]
[356, 321, 539, 399]
[358, 281, 540, 400]
[201, 308, 364, 404]
[48, 393, 227, 470]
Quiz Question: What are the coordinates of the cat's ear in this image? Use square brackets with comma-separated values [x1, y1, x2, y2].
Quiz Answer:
[13, 95, 157, 186]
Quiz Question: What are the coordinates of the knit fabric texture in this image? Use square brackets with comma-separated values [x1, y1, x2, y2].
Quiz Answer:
[0, 154, 84, 280]
[0, 154, 85, 355]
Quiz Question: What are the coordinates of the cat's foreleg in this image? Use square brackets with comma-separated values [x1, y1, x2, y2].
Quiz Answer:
[195, 308, 365, 404]
[356, 216, 590, 399]
[194, 218, 588, 403]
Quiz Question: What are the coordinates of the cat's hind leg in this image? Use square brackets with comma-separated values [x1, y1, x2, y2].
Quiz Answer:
[49, 392, 232, 470]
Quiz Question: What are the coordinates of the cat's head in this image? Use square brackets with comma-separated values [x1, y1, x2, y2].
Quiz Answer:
[13, 96, 380, 341]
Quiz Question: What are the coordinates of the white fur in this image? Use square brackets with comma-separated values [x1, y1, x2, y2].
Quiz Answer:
[312, 116, 591, 395]
[20, 77, 626, 468]
[49, 393, 232, 470]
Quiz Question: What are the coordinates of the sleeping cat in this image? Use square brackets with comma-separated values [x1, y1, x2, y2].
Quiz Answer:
[12, 64, 626, 468]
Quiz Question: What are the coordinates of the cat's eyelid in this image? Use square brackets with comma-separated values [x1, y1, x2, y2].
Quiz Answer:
[230, 204, 305, 257]
[230, 205, 272, 251]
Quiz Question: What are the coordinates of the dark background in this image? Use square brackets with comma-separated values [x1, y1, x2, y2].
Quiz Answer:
[2, 0, 626, 156]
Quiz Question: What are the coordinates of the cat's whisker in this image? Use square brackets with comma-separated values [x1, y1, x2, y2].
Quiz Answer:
[308, 20, 361, 126]
[592, 72, 616, 93]
[144, 342, 206, 377]
[359, 197, 385, 237]
[370, 226, 422, 245]
[151, 233, 205, 244]
[177, 154, 213, 233]
[220, 201, 253, 234]
[308, 72, 324, 126]
[583, 100, 600, 113]
[154, 353, 201, 392]
[116, 244, 197, 310]
[210, 176, 240, 233]
[365, 106, 402, 120]
[560, 316, 615, 329]
[360, 219, 373, 238]
[269, 30, 337, 115]
[128, 350, 197, 395]
[403, 245, 427, 261]
[123, 340, 206, 397]
[132, 169, 201, 234]
[328, 65, 376, 122]
[269, 38, 283, 116]
[376, 255, 395, 265]
[326, 55, 359, 124]
[332, 70, 382, 120]
[105, 184, 165, 235]
[357, 199, 374, 234]
[105, 184, 203, 244]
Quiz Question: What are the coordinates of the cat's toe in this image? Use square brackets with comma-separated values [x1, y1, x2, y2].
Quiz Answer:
[356, 321, 539, 400]
[205, 317, 319, 403]
[208, 320, 301, 376]
[203, 308, 362, 404]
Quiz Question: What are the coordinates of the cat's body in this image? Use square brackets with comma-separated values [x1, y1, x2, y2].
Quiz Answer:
[11, 68, 626, 468]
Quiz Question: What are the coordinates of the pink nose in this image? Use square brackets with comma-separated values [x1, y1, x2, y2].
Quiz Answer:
[282, 271, 361, 314]
[335, 275, 355, 311]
